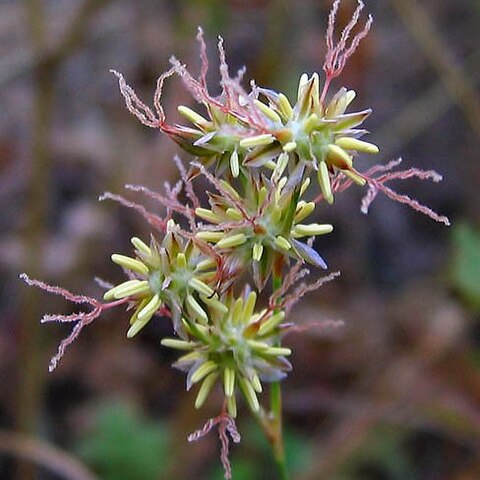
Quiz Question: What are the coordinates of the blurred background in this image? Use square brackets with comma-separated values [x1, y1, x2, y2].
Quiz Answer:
[1, 0, 479, 479]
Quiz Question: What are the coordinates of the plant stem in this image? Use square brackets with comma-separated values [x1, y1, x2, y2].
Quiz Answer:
[270, 263, 289, 479]
[270, 381, 288, 480]
[250, 259, 289, 479]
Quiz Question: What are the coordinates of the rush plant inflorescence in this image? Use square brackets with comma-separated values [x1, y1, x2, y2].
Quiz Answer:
[22, 1, 449, 478]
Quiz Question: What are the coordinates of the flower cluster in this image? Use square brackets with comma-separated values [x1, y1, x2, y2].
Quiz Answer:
[162, 289, 291, 417]
[103, 220, 217, 338]
[175, 73, 378, 204]
[194, 168, 332, 289]
[23, 2, 449, 478]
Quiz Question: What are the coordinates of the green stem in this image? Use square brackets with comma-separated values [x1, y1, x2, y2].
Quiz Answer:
[270, 381, 288, 480]
[252, 259, 289, 479]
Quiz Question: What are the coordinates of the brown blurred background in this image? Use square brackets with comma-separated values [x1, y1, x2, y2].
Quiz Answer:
[1, 0, 479, 479]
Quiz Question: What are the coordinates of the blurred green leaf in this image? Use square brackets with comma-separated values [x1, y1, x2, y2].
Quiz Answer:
[76, 402, 170, 480]
[450, 222, 480, 311]
[335, 426, 416, 480]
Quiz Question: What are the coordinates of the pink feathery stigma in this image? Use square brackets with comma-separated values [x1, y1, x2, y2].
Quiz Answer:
[218, 36, 233, 108]
[192, 162, 251, 219]
[322, 0, 372, 103]
[196, 27, 209, 88]
[20, 274, 127, 371]
[125, 184, 194, 218]
[188, 413, 241, 480]
[174, 156, 201, 211]
[98, 191, 167, 232]
[283, 271, 341, 312]
[287, 319, 345, 335]
[359, 158, 451, 226]
[153, 67, 176, 122]
[111, 70, 161, 128]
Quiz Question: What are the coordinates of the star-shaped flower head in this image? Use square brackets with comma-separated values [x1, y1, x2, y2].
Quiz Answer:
[193, 165, 333, 290]
[161, 288, 291, 417]
[104, 220, 218, 338]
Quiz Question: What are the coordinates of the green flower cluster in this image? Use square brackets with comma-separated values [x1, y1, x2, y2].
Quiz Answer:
[161, 290, 291, 417]
[195, 172, 332, 289]
[107, 27, 382, 418]
[175, 73, 379, 204]
[26, 3, 449, 478]
[104, 220, 217, 338]
[106, 219, 292, 415]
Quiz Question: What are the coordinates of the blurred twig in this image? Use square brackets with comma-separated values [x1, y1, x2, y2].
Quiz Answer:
[16, 1, 110, 479]
[390, 0, 480, 139]
[0, 430, 97, 480]
[376, 50, 480, 157]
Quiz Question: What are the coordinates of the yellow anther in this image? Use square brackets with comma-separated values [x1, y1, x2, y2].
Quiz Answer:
[111, 254, 149, 276]
[131, 237, 151, 256]
[300, 177, 311, 196]
[188, 277, 214, 297]
[186, 294, 209, 324]
[195, 258, 217, 271]
[195, 372, 218, 409]
[283, 141, 297, 153]
[230, 149, 240, 178]
[327, 144, 353, 169]
[177, 105, 209, 127]
[335, 137, 379, 154]
[254, 99, 282, 123]
[252, 243, 264, 262]
[317, 161, 333, 204]
[195, 231, 224, 242]
[292, 223, 334, 238]
[216, 233, 247, 249]
[278, 93, 293, 120]
[225, 208, 243, 221]
[191, 361, 217, 384]
[195, 207, 222, 224]
[239, 378, 259, 412]
[161, 338, 196, 350]
[265, 346, 292, 356]
[294, 202, 316, 223]
[176, 252, 187, 269]
[274, 235, 291, 251]
[239, 134, 275, 148]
